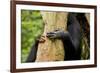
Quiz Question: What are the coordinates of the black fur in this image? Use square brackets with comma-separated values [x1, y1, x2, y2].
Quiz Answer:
[63, 13, 82, 60]
[26, 40, 38, 62]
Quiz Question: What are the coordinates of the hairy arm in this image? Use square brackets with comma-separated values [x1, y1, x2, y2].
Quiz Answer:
[26, 40, 39, 62]
[47, 13, 81, 51]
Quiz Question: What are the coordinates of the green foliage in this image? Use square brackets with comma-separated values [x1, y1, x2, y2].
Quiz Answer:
[21, 10, 44, 63]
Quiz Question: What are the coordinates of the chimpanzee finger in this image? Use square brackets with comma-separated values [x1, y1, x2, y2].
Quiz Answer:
[39, 36, 46, 43]
[46, 33, 55, 37]
[47, 32, 55, 34]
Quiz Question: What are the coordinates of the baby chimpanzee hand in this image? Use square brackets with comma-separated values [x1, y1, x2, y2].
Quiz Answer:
[46, 30, 64, 39]
[37, 36, 46, 43]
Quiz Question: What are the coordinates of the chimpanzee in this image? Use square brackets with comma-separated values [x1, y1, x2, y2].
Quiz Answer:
[26, 13, 89, 62]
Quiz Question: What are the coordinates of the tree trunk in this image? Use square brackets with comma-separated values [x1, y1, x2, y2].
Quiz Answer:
[85, 13, 90, 25]
[36, 11, 68, 62]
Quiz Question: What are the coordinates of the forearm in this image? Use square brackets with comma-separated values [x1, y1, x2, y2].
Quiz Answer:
[59, 31, 70, 40]
[26, 40, 38, 62]
[61, 31, 80, 51]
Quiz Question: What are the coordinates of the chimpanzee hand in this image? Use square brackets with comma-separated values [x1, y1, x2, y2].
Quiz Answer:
[37, 36, 46, 43]
[47, 30, 65, 39]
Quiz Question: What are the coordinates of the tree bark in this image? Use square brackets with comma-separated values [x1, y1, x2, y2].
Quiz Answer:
[85, 13, 90, 25]
[35, 11, 68, 62]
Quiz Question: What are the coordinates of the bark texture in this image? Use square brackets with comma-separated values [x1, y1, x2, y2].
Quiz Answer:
[85, 13, 90, 25]
[36, 12, 68, 62]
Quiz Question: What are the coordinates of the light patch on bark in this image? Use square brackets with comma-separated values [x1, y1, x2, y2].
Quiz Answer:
[85, 13, 90, 25]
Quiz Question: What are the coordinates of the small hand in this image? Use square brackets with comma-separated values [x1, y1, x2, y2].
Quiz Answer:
[37, 36, 46, 43]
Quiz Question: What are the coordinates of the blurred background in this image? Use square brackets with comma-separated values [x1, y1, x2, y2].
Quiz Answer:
[21, 10, 44, 62]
